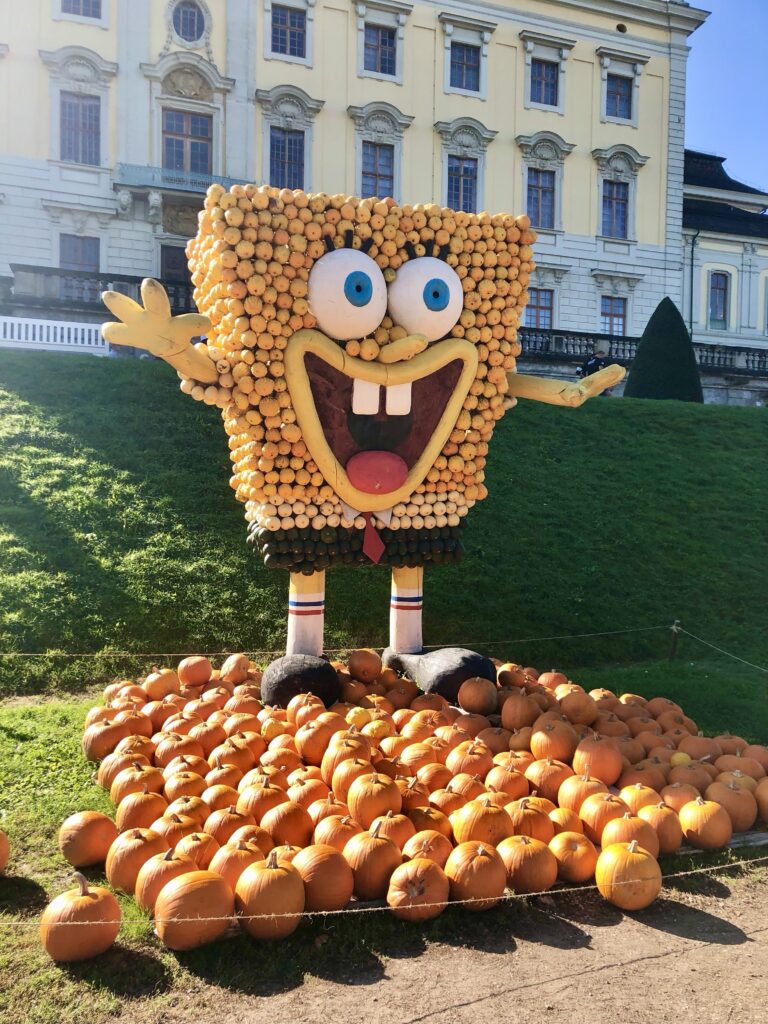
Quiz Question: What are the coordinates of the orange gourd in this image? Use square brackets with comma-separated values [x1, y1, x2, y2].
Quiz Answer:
[549, 831, 598, 883]
[596, 840, 661, 910]
[444, 841, 507, 912]
[497, 835, 558, 894]
[40, 873, 121, 962]
[387, 858, 450, 921]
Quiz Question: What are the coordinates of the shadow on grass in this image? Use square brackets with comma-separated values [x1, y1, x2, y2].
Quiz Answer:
[0, 874, 49, 916]
[636, 897, 750, 945]
[63, 943, 174, 998]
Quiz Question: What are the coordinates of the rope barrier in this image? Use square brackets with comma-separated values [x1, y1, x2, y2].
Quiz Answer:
[0, 623, 670, 659]
[678, 628, 768, 675]
[12, 851, 768, 930]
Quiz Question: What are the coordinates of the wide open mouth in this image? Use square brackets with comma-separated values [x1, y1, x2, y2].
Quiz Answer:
[284, 330, 478, 514]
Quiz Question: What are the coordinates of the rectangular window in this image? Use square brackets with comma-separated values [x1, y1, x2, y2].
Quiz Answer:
[62, 0, 102, 16]
[362, 141, 394, 198]
[270, 126, 305, 190]
[708, 272, 729, 330]
[530, 58, 558, 106]
[601, 295, 626, 335]
[60, 92, 100, 166]
[364, 24, 396, 76]
[527, 168, 556, 230]
[450, 42, 480, 92]
[602, 180, 629, 238]
[271, 5, 307, 58]
[59, 233, 100, 303]
[606, 73, 632, 119]
[162, 109, 212, 175]
[447, 155, 478, 213]
[524, 288, 554, 330]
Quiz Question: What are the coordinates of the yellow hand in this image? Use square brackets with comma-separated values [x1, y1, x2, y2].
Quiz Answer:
[101, 279, 210, 356]
[101, 279, 217, 383]
[558, 364, 626, 407]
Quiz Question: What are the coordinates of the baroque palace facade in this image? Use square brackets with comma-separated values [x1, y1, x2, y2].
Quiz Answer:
[1, 0, 766, 401]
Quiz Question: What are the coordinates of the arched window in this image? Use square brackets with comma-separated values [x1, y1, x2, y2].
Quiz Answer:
[348, 102, 413, 201]
[434, 117, 496, 213]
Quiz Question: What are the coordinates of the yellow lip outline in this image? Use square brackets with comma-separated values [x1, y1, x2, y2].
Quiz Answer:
[284, 329, 479, 513]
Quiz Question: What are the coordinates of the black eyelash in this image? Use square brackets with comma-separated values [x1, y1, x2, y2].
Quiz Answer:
[344, 229, 354, 249]
[404, 241, 418, 262]
[360, 237, 374, 254]
[436, 243, 450, 262]
[323, 235, 335, 254]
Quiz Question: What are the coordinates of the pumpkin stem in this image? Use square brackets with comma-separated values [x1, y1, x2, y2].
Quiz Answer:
[236, 841, 249, 851]
[370, 821, 382, 839]
[341, 816, 353, 825]
[520, 835, 531, 845]
[74, 872, 90, 896]
[163, 848, 175, 861]
[627, 840, 639, 853]
[385, 809, 394, 818]
[266, 849, 279, 869]
[695, 796, 706, 805]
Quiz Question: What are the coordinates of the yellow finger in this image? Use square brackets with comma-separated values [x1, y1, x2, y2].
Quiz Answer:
[101, 321, 132, 346]
[141, 279, 171, 319]
[101, 290, 144, 324]
[172, 312, 211, 339]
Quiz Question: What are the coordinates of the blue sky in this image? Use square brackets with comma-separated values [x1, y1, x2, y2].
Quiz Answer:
[685, 0, 768, 191]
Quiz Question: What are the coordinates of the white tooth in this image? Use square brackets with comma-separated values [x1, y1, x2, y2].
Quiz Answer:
[352, 378, 381, 415]
[374, 507, 393, 527]
[341, 502, 360, 521]
[386, 382, 412, 416]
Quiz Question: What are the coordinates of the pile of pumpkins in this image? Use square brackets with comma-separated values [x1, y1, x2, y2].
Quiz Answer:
[41, 651, 768, 961]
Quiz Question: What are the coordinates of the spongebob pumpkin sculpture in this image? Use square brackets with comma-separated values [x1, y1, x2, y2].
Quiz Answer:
[102, 186, 622, 695]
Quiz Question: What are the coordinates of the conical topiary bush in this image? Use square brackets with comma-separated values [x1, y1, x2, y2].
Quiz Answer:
[624, 297, 703, 402]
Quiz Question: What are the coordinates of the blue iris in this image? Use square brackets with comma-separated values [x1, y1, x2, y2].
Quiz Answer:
[423, 277, 450, 312]
[344, 270, 373, 307]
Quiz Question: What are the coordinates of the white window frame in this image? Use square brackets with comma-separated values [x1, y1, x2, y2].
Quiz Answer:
[52, 0, 110, 30]
[141, 52, 234, 179]
[516, 131, 574, 234]
[523, 286, 556, 330]
[39, 46, 117, 168]
[590, 270, 643, 335]
[759, 270, 768, 336]
[435, 117, 496, 212]
[596, 46, 649, 129]
[264, 0, 316, 68]
[701, 263, 738, 333]
[355, 1, 412, 86]
[256, 84, 324, 191]
[348, 101, 413, 201]
[519, 29, 574, 116]
[592, 144, 648, 243]
[439, 13, 496, 101]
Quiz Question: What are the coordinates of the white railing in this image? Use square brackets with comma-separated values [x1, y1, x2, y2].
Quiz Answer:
[0, 316, 109, 355]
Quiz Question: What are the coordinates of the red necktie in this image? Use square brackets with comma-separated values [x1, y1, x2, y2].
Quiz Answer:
[362, 513, 385, 564]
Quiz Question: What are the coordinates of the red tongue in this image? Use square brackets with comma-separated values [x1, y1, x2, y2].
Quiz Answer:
[346, 451, 408, 494]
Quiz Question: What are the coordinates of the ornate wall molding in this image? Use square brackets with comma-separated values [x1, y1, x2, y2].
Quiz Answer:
[160, 0, 214, 62]
[256, 84, 324, 131]
[39, 45, 118, 87]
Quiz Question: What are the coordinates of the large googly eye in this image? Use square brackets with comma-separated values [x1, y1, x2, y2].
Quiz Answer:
[307, 249, 387, 341]
[387, 257, 463, 342]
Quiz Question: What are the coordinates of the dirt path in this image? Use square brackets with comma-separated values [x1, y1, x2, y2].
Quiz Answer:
[134, 872, 768, 1024]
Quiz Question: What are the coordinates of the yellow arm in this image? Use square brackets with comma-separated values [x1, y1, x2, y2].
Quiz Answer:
[101, 279, 217, 384]
[506, 364, 626, 407]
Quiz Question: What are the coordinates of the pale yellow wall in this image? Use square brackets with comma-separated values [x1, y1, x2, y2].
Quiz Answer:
[2, 0, 672, 246]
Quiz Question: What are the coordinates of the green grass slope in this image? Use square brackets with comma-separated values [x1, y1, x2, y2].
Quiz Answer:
[0, 351, 766, 694]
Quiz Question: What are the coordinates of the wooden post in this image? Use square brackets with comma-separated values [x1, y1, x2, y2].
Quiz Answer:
[669, 620, 681, 661]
